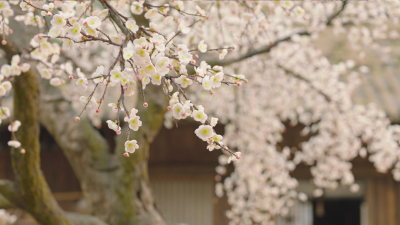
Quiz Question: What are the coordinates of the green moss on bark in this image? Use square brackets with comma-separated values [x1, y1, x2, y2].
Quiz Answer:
[11, 71, 71, 225]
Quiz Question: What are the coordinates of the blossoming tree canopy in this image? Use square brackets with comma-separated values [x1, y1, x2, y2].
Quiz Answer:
[1, 0, 400, 224]
[0, 0, 243, 161]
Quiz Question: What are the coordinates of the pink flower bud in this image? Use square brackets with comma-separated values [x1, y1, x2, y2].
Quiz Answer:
[143, 102, 148, 108]
[141, 45, 147, 49]
[116, 130, 121, 135]
[96, 109, 100, 113]
[9, 29, 13, 34]
[206, 15, 210, 20]
[75, 117, 80, 122]
[69, 75, 73, 80]
[168, 65, 174, 70]
[167, 106, 172, 110]
[210, 90, 215, 95]
[123, 85, 128, 90]
[124, 152, 130, 157]
[1, 40, 6, 45]
[136, 73, 141, 79]
[20, 149, 26, 154]
[190, 60, 196, 65]
[194, 55, 199, 59]
[237, 82, 241, 87]
[270, 41, 274, 45]
[236, 155, 241, 159]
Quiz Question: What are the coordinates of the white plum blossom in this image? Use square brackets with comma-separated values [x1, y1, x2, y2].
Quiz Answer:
[125, 140, 139, 153]
[0, 86, 6, 96]
[123, 47, 134, 60]
[175, 76, 193, 88]
[196, 5, 206, 16]
[85, 16, 101, 29]
[76, 77, 88, 91]
[178, 21, 190, 34]
[110, 69, 123, 83]
[195, 125, 214, 141]
[131, 2, 143, 15]
[192, 109, 208, 124]
[1, 81, 12, 92]
[172, 103, 184, 120]
[128, 116, 142, 131]
[67, 22, 81, 39]
[151, 73, 163, 85]
[8, 120, 21, 132]
[51, 14, 66, 27]
[0, 2, 10, 11]
[91, 66, 104, 83]
[293, 6, 305, 17]
[111, 35, 123, 45]
[144, 8, 158, 19]
[202, 76, 213, 90]
[178, 50, 192, 64]
[1, 65, 11, 77]
[210, 117, 218, 127]
[120, 73, 130, 86]
[8, 141, 21, 148]
[219, 49, 228, 60]
[126, 19, 139, 33]
[62, 39, 74, 50]
[211, 73, 223, 88]
[48, 27, 61, 38]
[79, 96, 97, 108]
[106, 120, 121, 133]
[198, 40, 207, 53]
[50, 78, 64, 86]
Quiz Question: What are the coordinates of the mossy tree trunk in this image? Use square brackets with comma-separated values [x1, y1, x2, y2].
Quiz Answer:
[0, 38, 106, 225]
[40, 83, 167, 225]
[11, 67, 71, 225]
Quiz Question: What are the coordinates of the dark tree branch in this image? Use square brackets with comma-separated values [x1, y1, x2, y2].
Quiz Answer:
[218, 1, 348, 66]
[326, 0, 348, 26]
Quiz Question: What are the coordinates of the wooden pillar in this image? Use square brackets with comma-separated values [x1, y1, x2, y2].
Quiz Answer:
[365, 176, 398, 225]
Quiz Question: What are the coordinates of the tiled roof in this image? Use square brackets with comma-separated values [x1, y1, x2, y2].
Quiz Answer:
[353, 64, 400, 123]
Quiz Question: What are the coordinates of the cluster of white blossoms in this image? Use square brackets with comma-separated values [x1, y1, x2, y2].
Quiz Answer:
[187, 1, 400, 224]
[0, 209, 16, 225]
[1, 1, 241, 160]
[4, 0, 400, 224]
